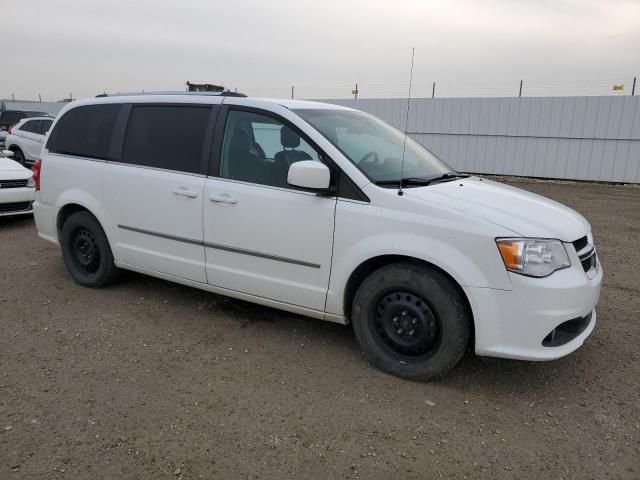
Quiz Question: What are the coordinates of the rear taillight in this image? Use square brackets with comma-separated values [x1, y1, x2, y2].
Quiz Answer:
[32, 159, 42, 191]
[7, 123, 16, 134]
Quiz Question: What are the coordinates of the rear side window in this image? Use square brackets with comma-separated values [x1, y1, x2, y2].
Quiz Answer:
[20, 120, 41, 133]
[47, 104, 120, 160]
[121, 105, 209, 174]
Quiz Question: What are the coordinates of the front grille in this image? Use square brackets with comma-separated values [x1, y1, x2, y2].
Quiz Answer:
[542, 312, 593, 347]
[0, 201, 32, 213]
[572, 236, 589, 253]
[0, 179, 29, 189]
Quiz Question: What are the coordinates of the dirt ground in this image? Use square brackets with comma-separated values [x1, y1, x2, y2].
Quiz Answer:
[1, 178, 639, 479]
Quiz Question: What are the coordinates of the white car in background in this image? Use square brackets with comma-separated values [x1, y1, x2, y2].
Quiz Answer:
[4, 116, 54, 166]
[0, 149, 35, 217]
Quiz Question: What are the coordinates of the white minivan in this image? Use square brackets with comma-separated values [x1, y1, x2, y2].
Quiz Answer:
[32, 92, 602, 380]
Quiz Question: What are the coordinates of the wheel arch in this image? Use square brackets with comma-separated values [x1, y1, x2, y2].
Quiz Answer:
[55, 200, 115, 252]
[57, 203, 92, 236]
[342, 254, 475, 345]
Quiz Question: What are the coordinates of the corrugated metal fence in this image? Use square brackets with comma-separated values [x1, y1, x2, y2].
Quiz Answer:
[323, 96, 640, 183]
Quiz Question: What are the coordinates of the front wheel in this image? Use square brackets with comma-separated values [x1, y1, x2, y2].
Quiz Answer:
[60, 211, 120, 288]
[351, 263, 471, 380]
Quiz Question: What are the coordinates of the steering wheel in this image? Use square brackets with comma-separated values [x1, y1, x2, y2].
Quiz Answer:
[359, 151, 379, 165]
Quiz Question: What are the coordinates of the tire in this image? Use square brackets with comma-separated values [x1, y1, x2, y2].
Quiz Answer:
[60, 211, 120, 288]
[351, 262, 470, 381]
[12, 148, 25, 166]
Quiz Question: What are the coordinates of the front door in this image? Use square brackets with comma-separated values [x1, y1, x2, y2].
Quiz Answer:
[203, 108, 337, 311]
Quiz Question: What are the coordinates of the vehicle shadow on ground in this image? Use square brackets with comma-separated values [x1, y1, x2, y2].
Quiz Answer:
[110, 269, 591, 395]
[0, 215, 34, 228]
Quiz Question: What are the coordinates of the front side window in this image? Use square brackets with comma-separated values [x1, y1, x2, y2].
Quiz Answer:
[294, 109, 454, 184]
[219, 110, 322, 188]
[121, 105, 209, 174]
[47, 104, 120, 159]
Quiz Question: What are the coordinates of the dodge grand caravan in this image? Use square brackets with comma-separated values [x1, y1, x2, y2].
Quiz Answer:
[32, 93, 602, 380]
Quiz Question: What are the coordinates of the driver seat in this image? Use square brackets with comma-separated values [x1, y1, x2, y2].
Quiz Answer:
[274, 127, 311, 186]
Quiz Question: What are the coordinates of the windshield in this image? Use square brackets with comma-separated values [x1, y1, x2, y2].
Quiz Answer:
[294, 108, 455, 184]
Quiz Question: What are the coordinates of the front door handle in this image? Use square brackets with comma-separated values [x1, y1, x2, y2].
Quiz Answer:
[209, 193, 237, 204]
[172, 186, 199, 198]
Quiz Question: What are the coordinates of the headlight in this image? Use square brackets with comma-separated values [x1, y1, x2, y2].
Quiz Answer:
[26, 177, 35, 188]
[496, 238, 570, 278]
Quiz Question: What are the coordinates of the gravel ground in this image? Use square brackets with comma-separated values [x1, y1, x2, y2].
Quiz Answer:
[1, 179, 639, 479]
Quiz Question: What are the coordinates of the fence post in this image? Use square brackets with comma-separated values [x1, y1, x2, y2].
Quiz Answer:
[518, 80, 523, 98]
[432, 82, 436, 98]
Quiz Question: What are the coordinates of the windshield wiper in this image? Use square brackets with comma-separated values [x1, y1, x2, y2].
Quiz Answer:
[374, 173, 469, 188]
[422, 173, 470, 184]
[375, 177, 432, 186]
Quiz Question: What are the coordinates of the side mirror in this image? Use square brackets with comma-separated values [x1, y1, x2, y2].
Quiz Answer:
[287, 161, 331, 190]
[2, 149, 14, 158]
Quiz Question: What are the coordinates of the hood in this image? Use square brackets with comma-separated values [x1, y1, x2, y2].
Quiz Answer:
[0, 157, 31, 175]
[404, 177, 590, 241]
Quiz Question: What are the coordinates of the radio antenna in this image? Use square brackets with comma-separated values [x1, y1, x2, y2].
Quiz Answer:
[398, 47, 415, 197]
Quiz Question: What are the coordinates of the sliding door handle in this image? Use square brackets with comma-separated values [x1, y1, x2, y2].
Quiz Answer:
[172, 187, 199, 198]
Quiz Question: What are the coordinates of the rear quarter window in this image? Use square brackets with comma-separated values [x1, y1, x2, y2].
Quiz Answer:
[21, 120, 42, 134]
[47, 104, 120, 160]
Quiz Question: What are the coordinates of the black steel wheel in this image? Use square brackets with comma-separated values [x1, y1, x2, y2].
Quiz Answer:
[351, 263, 471, 381]
[372, 290, 441, 362]
[60, 211, 120, 288]
[70, 227, 101, 275]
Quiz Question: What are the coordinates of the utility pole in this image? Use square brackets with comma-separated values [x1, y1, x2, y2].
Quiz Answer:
[632, 76, 637, 96]
[11, 93, 15, 101]
[291, 85, 294, 99]
[39, 94, 42, 102]
[432, 82, 436, 98]
[518, 80, 523, 98]
[352, 83, 359, 99]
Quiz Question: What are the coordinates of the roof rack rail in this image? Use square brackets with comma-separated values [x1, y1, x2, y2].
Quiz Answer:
[95, 90, 247, 98]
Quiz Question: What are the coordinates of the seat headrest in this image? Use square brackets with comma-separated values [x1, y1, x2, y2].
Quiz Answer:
[281, 126, 301, 149]
[230, 128, 251, 152]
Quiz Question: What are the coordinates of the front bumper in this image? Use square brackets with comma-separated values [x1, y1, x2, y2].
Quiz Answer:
[0, 187, 35, 217]
[465, 255, 602, 361]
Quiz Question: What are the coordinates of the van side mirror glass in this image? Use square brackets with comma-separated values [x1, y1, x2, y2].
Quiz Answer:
[287, 161, 331, 190]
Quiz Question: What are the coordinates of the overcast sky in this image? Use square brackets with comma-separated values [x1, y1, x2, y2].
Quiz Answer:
[2, 0, 639, 101]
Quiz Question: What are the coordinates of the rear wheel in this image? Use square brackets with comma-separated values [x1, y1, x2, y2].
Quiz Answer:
[12, 148, 25, 165]
[60, 211, 120, 288]
[351, 262, 470, 380]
